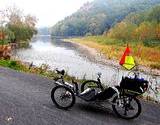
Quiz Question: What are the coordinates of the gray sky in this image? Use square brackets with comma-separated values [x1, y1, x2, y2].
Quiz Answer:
[0, 0, 93, 27]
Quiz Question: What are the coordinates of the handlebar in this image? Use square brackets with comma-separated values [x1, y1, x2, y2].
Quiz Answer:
[127, 70, 139, 78]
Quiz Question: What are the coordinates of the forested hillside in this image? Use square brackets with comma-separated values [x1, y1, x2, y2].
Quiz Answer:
[51, 0, 160, 36]
[107, 5, 160, 47]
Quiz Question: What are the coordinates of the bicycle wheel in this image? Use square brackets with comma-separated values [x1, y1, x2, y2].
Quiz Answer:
[81, 80, 102, 92]
[112, 96, 141, 119]
[51, 86, 75, 110]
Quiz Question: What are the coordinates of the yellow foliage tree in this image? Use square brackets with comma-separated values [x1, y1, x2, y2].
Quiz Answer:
[133, 22, 156, 41]
[107, 22, 137, 41]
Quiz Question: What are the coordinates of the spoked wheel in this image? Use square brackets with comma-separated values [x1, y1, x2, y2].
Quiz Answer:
[81, 80, 102, 92]
[51, 86, 75, 110]
[112, 96, 141, 119]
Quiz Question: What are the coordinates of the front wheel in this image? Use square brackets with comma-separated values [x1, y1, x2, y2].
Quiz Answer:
[112, 96, 141, 119]
[51, 86, 75, 110]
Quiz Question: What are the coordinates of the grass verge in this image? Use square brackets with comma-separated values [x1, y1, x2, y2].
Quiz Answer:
[0, 59, 83, 83]
[66, 36, 160, 69]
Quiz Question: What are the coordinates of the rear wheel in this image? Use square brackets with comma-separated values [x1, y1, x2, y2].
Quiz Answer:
[51, 86, 75, 110]
[112, 96, 141, 119]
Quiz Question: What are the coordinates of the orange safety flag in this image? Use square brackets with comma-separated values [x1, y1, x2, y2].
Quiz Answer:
[119, 45, 135, 70]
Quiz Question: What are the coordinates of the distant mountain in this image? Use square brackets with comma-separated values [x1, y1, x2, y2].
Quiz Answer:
[51, 0, 160, 36]
[38, 27, 50, 35]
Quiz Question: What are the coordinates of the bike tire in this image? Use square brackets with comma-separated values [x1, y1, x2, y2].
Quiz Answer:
[51, 86, 75, 110]
[112, 96, 141, 120]
[81, 80, 102, 92]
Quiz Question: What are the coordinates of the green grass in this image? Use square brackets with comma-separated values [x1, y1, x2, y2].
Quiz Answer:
[143, 40, 160, 48]
[0, 59, 83, 83]
[81, 36, 160, 48]
[82, 36, 126, 46]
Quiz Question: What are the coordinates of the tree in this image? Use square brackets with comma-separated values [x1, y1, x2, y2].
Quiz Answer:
[5, 6, 23, 26]
[107, 22, 137, 41]
[25, 14, 37, 28]
[3, 6, 37, 43]
[133, 21, 156, 41]
[147, 5, 160, 23]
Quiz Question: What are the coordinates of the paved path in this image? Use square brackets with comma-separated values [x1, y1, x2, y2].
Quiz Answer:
[0, 67, 159, 125]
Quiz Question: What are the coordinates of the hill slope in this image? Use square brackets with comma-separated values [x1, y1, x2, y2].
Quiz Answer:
[51, 0, 160, 36]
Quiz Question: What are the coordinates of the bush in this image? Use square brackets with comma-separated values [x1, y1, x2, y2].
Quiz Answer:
[143, 40, 160, 47]
[0, 60, 22, 70]
[150, 63, 160, 69]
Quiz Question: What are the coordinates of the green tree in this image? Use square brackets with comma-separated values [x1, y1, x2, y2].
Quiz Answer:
[147, 5, 160, 23]
[4, 6, 37, 43]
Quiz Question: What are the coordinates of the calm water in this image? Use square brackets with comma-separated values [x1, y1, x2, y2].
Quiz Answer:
[14, 35, 160, 87]
[14, 35, 126, 85]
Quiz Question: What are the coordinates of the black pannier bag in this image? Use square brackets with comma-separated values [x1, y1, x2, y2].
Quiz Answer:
[120, 77, 148, 96]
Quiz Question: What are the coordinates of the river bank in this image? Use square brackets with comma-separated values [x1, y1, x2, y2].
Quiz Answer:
[64, 38, 160, 76]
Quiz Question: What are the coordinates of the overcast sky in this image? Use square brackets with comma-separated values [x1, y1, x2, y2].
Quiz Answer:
[0, 0, 93, 27]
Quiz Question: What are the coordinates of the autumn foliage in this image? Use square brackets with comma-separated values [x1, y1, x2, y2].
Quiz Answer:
[107, 6, 160, 47]
[0, 6, 37, 44]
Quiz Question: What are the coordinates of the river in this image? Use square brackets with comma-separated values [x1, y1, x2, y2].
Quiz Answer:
[14, 35, 128, 85]
[14, 35, 159, 85]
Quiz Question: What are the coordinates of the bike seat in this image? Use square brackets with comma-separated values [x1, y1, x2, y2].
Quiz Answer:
[80, 88, 96, 101]
[56, 69, 65, 75]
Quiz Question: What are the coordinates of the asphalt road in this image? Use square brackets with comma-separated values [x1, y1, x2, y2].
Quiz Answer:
[0, 67, 160, 125]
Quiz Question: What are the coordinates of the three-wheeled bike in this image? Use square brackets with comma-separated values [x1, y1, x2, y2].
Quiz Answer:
[51, 69, 148, 119]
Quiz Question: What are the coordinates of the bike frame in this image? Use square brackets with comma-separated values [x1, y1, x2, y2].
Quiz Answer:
[96, 73, 105, 91]
[54, 73, 121, 106]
